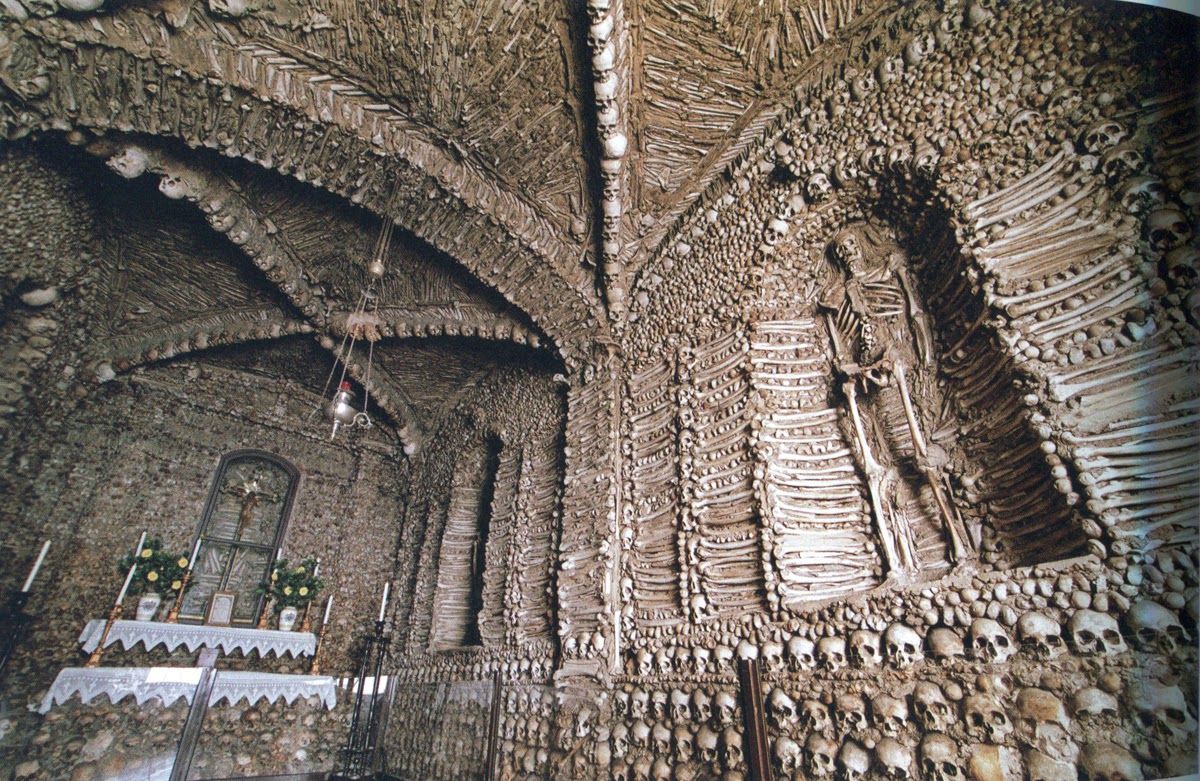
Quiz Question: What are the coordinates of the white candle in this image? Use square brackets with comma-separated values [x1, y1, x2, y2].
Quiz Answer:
[322, 594, 334, 625]
[377, 581, 389, 623]
[188, 538, 202, 572]
[20, 540, 50, 592]
[313, 558, 320, 578]
[115, 531, 148, 606]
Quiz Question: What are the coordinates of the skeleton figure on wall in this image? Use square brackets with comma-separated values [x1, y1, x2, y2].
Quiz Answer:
[818, 222, 974, 578]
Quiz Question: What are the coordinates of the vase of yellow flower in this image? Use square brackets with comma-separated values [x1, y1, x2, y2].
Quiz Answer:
[117, 538, 194, 622]
[259, 557, 324, 632]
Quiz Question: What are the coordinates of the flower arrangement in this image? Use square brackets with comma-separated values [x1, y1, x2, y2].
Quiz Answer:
[260, 557, 324, 610]
[117, 538, 193, 597]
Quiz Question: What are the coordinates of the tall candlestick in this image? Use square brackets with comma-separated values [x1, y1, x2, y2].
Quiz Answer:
[322, 594, 334, 625]
[377, 582, 389, 623]
[187, 538, 202, 571]
[20, 540, 50, 592]
[115, 531, 148, 607]
[313, 558, 320, 578]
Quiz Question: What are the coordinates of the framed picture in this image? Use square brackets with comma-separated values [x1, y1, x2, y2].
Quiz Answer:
[205, 591, 237, 626]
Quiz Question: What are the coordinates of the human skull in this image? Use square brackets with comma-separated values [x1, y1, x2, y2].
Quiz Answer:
[635, 648, 653, 676]
[736, 639, 759, 662]
[159, 170, 195, 200]
[913, 681, 955, 732]
[903, 31, 935, 65]
[651, 756, 672, 781]
[885, 623, 925, 668]
[839, 739, 871, 781]
[876, 737, 913, 780]
[1129, 678, 1196, 746]
[817, 636, 847, 672]
[697, 725, 719, 764]
[1081, 120, 1128, 155]
[1119, 175, 1169, 214]
[920, 733, 963, 781]
[806, 733, 838, 778]
[587, 14, 613, 49]
[773, 736, 803, 777]
[1100, 142, 1144, 182]
[1125, 599, 1188, 655]
[1013, 688, 1075, 763]
[926, 628, 965, 664]
[849, 69, 876, 102]
[670, 688, 690, 722]
[968, 618, 1015, 663]
[761, 640, 785, 674]
[652, 722, 671, 755]
[1078, 742, 1144, 781]
[630, 719, 651, 751]
[720, 727, 744, 769]
[767, 687, 798, 729]
[801, 698, 832, 733]
[963, 692, 1013, 744]
[674, 725, 694, 763]
[872, 692, 909, 736]
[654, 648, 672, 676]
[764, 217, 790, 247]
[651, 690, 669, 721]
[1145, 207, 1191, 253]
[714, 690, 738, 727]
[834, 691, 869, 734]
[630, 688, 649, 720]
[1017, 611, 1066, 661]
[692, 646, 711, 676]
[107, 146, 150, 179]
[575, 707, 594, 738]
[1026, 749, 1077, 781]
[849, 630, 882, 667]
[1068, 610, 1127, 656]
[787, 635, 816, 671]
[714, 644, 735, 671]
[1071, 687, 1119, 718]
[806, 172, 833, 203]
[877, 56, 904, 85]
[1165, 246, 1199, 285]
[631, 755, 652, 781]
[692, 688, 713, 724]
[614, 688, 631, 719]
[612, 723, 630, 758]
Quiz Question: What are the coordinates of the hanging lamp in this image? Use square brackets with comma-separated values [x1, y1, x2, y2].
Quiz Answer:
[320, 214, 394, 440]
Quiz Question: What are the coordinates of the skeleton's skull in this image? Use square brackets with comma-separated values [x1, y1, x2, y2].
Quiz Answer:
[764, 217, 790, 247]
[877, 57, 904, 85]
[767, 687, 798, 729]
[850, 71, 877, 102]
[873, 692, 909, 736]
[1125, 599, 1188, 655]
[1017, 611, 1066, 661]
[635, 648, 653, 676]
[885, 623, 925, 668]
[927, 628, 965, 664]
[614, 688, 631, 719]
[670, 688, 691, 722]
[968, 618, 1015, 663]
[806, 734, 838, 778]
[1165, 246, 1199, 285]
[587, 15, 614, 49]
[714, 691, 738, 727]
[107, 146, 150, 179]
[787, 636, 816, 671]
[849, 630, 882, 668]
[834, 692, 869, 734]
[1100, 142, 1144, 182]
[651, 690, 669, 721]
[761, 640, 785, 674]
[796, 697, 830, 734]
[1013, 688, 1075, 763]
[773, 736, 803, 777]
[714, 645, 735, 671]
[876, 737, 913, 780]
[630, 688, 649, 720]
[692, 646, 711, 676]
[1026, 749, 1077, 781]
[159, 170, 195, 200]
[575, 707, 594, 738]
[1069, 610, 1127, 656]
[1145, 207, 1191, 253]
[1071, 687, 1119, 718]
[720, 727, 744, 769]
[807, 172, 833, 203]
[674, 725, 694, 763]
[1129, 678, 1196, 747]
[963, 693, 1013, 744]
[839, 740, 871, 781]
[913, 681, 955, 733]
[1119, 175, 1169, 214]
[697, 725, 719, 764]
[651, 722, 671, 755]
[654, 648, 672, 676]
[1078, 742, 1144, 781]
[903, 31, 935, 65]
[692, 688, 713, 724]
[1082, 120, 1128, 155]
[920, 733, 963, 781]
[612, 723, 630, 758]
[817, 636, 847, 672]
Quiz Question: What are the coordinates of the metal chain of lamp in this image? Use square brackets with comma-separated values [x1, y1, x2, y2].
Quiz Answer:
[320, 215, 394, 440]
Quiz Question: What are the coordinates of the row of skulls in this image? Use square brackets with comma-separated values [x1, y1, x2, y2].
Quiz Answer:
[624, 600, 1188, 680]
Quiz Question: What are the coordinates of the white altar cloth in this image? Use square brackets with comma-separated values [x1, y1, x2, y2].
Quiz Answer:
[39, 667, 337, 713]
[78, 619, 316, 658]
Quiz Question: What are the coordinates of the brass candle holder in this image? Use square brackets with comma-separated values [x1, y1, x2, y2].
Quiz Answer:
[257, 597, 274, 630]
[299, 600, 313, 633]
[164, 568, 195, 624]
[84, 604, 123, 668]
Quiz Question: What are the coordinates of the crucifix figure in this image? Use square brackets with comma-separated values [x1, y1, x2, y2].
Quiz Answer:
[818, 224, 975, 577]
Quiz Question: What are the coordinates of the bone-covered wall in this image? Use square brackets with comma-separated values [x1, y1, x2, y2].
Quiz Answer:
[0, 0, 1196, 779]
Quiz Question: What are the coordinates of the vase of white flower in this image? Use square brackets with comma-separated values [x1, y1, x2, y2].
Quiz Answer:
[136, 592, 162, 621]
[277, 605, 299, 631]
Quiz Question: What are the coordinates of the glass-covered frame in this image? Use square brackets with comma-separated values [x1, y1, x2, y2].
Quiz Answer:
[178, 450, 300, 626]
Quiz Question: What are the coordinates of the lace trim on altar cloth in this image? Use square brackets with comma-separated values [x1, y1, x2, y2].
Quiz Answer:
[77, 619, 316, 658]
[39, 667, 337, 713]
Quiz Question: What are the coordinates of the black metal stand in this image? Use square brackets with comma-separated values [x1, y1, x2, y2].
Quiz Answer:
[0, 591, 32, 682]
[738, 657, 772, 781]
[331, 620, 391, 781]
